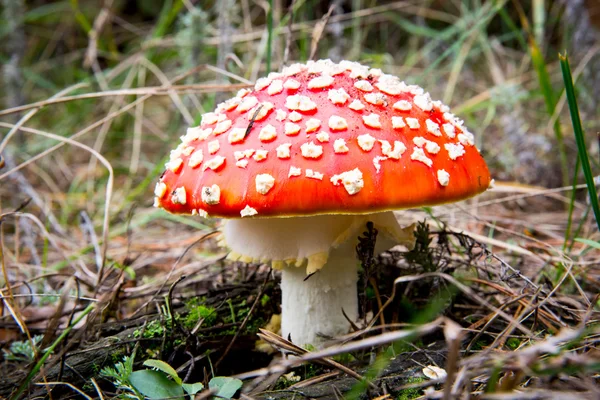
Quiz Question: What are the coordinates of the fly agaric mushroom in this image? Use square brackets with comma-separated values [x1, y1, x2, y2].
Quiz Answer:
[155, 59, 491, 346]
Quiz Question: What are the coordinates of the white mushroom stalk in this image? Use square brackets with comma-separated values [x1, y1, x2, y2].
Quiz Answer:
[223, 212, 414, 347]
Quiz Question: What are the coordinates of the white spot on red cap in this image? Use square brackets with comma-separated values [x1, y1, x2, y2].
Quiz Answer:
[374, 76, 406, 95]
[183, 126, 208, 143]
[276, 143, 292, 159]
[203, 156, 226, 171]
[248, 102, 274, 121]
[357, 134, 376, 151]
[237, 96, 259, 113]
[259, 124, 277, 142]
[237, 88, 251, 98]
[445, 143, 466, 160]
[208, 140, 220, 154]
[182, 146, 194, 156]
[172, 187, 187, 205]
[348, 99, 365, 111]
[307, 75, 334, 89]
[373, 156, 387, 172]
[288, 111, 302, 122]
[253, 149, 268, 161]
[410, 147, 432, 167]
[305, 169, 324, 180]
[222, 97, 241, 111]
[392, 116, 406, 129]
[228, 128, 246, 144]
[363, 113, 382, 129]
[316, 132, 329, 142]
[285, 122, 301, 136]
[254, 77, 272, 91]
[437, 169, 450, 186]
[380, 140, 406, 159]
[331, 168, 364, 195]
[188, 150, 204, 168]
[275, 109, 287, 121]
[333, 138, 349, 153]
[425, 141, 440, 154]
[283, 79, 301, 90]
[268, 80, 284, 95]
[286, 94, 317, 111]
[236, 159, 249, 168]
[166, 158, 183, 173]
[201, 112, 219, 125]
[413, 136, 427, 148]
[289, 166, 301, 177]
[328, 115, 348, 131]
[442, 123, 456, 138]
[301, 141, 323, 159]
[154, 182, 167, 198]
[255, 174, 275, 195]
[393, 100, 412, 111]
[282, 63, 304, 76]
[201, 184, 220, 205]
[328, 88, 350, 105]
[426, 119, 442, 137]
[354, 80, 373, 92]
[240, 205, 258, 217]
[413, 136, 440, 154]
[406, 118, 420, 130]
[364, 93, 387, 106]
[305, 118, 321, 133]
[414, 93, 433, 111]
[213, 119, 232, 135]
[458, 131, 475, 146]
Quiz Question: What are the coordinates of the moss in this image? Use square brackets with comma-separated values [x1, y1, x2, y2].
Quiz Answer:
[182, 304, 217, 330]
[133, 319, 166, 339]
[506, 337, 521, 350]
[397, 377, 426, 400]
[260, 294, 270, 307]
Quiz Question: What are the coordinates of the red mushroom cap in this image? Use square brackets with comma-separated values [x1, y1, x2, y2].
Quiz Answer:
[154, 60, 491, 218]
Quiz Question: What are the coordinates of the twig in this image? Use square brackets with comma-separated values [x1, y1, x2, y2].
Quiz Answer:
[256, 330, 377, 389]
[309, 4, 336, 61]
[282, 0, 296, 66]
[235, 318, 443, 380]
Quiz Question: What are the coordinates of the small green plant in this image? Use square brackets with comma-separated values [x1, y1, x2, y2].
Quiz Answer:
[102, 357, 243, 400]
[404, 222, 436, 272]
[2, 335, 43, 362]
[100, 355, 142, 399]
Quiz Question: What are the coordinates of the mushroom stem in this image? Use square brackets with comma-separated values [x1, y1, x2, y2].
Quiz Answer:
[222, 212, 415, 347]
[281, 240, 358, 347]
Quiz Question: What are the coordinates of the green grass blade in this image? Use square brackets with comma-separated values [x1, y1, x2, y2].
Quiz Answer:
[266, 0, 274, 74]
[559, 52, 600, 231]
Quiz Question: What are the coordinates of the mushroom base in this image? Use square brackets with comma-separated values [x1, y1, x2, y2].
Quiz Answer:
[281, 240, 359, 347]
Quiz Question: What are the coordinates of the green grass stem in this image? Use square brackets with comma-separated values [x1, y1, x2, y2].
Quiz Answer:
[559, 52, 600, 231]
[266, 0, 273, 74]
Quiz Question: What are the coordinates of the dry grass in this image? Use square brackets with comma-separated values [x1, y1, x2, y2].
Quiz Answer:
[0, 1, 599, 399]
